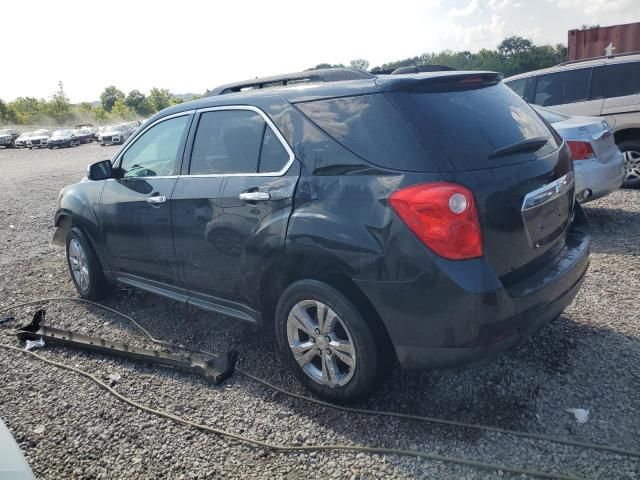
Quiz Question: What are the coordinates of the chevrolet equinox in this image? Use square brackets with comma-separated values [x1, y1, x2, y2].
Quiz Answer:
[53, 68, 590, 402]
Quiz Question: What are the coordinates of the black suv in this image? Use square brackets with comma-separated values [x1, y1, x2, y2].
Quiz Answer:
[54, 68, 590, 402]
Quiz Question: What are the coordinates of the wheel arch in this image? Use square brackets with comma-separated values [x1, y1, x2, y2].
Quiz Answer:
[259, 251, 397, 362]
[614, 127, 640, 145]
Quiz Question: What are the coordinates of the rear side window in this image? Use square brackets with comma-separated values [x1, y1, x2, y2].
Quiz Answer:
[605, 62, 640, 98]
[258, 127, 289, 173]
[296, 94, 432, 171]
[505, 78, 526, 98]
[385, 83, 559, 171]
[533, 68, 590, 107]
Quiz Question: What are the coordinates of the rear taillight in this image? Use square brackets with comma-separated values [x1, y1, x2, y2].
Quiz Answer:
[567, 140, 594, 160]
[389, 182, 483, 260]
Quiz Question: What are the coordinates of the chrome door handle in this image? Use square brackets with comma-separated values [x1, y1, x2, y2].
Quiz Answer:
[147, 195, 167, 205]
[239, 192, 270, 202]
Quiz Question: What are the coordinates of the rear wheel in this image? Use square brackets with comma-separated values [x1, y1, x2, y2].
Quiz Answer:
[66, 228, 113, 301]
[275, 280, 380, 402]
[620, 140, 640, 188]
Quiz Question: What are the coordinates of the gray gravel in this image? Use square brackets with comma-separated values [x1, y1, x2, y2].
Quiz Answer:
[0, 143, 639, 479]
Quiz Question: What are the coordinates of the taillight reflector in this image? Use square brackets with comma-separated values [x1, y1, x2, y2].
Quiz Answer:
[567, 140, 594, 160]
[389, 182, 483, 260]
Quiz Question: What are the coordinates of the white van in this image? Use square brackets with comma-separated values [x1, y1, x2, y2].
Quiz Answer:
[505, 53, 640, 187]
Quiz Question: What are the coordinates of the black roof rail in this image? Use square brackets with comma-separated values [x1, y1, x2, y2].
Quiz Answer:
[206, 68, 374, 96]
[374, 64, 456, 75]
[556, 50, 640, 66]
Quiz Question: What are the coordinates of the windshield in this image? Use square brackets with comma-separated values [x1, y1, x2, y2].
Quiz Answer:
[0, 130, 11, 135]
[53, 130, 72, 136]
[105, 126, 122, 133]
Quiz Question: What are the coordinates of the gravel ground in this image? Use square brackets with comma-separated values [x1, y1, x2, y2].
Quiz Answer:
[0, 143, 639, 479]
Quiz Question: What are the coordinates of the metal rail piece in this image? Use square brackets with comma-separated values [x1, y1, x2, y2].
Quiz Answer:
[16, 310, 238, 385]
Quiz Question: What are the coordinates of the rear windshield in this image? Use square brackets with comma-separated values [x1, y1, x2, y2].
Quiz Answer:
[297, 84, 558, 172]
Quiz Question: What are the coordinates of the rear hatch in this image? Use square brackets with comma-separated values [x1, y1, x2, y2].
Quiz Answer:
[379, 73, 575, 278]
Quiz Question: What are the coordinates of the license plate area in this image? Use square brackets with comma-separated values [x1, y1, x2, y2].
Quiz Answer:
[521, 171, 574, 249]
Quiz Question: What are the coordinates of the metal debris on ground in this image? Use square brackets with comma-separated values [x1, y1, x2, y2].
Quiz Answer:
[0, 315, 15, 325]
[565, 408, 590, 424]
[24, 338, 45, 351]
[16, 309, 238, 385]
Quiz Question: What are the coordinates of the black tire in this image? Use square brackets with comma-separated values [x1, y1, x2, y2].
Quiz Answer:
[275, 279, 381, 402]
[65, 228, 113, 301]
[619, 140, 640, 188]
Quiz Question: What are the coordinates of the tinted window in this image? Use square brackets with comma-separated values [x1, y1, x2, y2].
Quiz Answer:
[190, 110, 265, 174]
[120, 115, 188, 177]
[590, 66, 605, 100]
[605, 62, 640, 98]
[297, 94, 431, 171]
[533, 68, 590, 107]
[505, 78, 526, 98]
[258, 127, 289, 173]
[386, 83, 558, 170]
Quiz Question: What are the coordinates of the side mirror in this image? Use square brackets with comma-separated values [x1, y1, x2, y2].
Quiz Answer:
[87, 159, 114, 181]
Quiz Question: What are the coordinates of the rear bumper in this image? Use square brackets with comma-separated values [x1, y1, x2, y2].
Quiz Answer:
[355, 222, 590, 370]
[574, 153, 625, 202]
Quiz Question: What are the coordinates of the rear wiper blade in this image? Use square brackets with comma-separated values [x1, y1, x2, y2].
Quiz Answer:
[489, 136, 548, 159]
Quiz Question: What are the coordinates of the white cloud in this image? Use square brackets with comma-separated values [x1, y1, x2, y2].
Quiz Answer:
[556, 0, 638, 15]
[447, 0, 481, 17]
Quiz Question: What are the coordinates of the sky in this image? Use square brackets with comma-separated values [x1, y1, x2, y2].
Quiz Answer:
[1, 0, 638, 103]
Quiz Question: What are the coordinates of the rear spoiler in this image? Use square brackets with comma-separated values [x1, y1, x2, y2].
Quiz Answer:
[376, 71, 502, 93]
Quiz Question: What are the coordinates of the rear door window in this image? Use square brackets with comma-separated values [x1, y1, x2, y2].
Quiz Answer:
[532, 68, 591, 107]
[605, 62, 640, 98]
[189, 109, 291, 175]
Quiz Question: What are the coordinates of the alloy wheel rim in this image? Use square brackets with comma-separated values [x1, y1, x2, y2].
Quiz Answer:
[68, 239, 90, 293]
[286, 300, 356, 388]
[623, 150, 640, 184]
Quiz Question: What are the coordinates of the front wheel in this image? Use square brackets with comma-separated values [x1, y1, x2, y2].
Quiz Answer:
[66, 228, 113, 301]
[620, 140, 640, 188]
[275, 280, 381, 402]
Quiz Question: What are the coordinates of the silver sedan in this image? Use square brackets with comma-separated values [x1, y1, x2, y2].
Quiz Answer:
[533, 106, 625, 203]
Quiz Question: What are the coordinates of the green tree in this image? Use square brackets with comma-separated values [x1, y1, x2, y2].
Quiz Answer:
[111, 98, 136, 120]
[46, 81, 72, 123]
[8, 97, 47, 124]
[147, 88, 173, 112]
[92, 106, 108, 122]
[0, 99, 18, 124]
[100, 85, 125, 112]
[498, 36, 534, 58]
[349, 59, 370, 71]
[125, 90, 152, 116]
[306, 63, 346, 71]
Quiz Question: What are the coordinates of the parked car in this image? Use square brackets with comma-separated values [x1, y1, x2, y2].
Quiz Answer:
[534, 106, 625, 202]
[73, 128, 95, 144]
[48, 129, 80, 148]
[54, 68, 590, 402]
[100, 125, 131, 145]
[27, 129, 52, 149]
[0, 129, 19, 148]
[14, 132, 34, 148]
[504, 53, 640, 187]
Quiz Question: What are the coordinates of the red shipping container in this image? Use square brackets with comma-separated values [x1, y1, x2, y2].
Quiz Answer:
[568, 22, 640, 61]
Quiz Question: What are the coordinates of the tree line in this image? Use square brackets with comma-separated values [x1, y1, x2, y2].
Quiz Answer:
[1, 36, 566, 126]
[309, 37, 567, 77]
